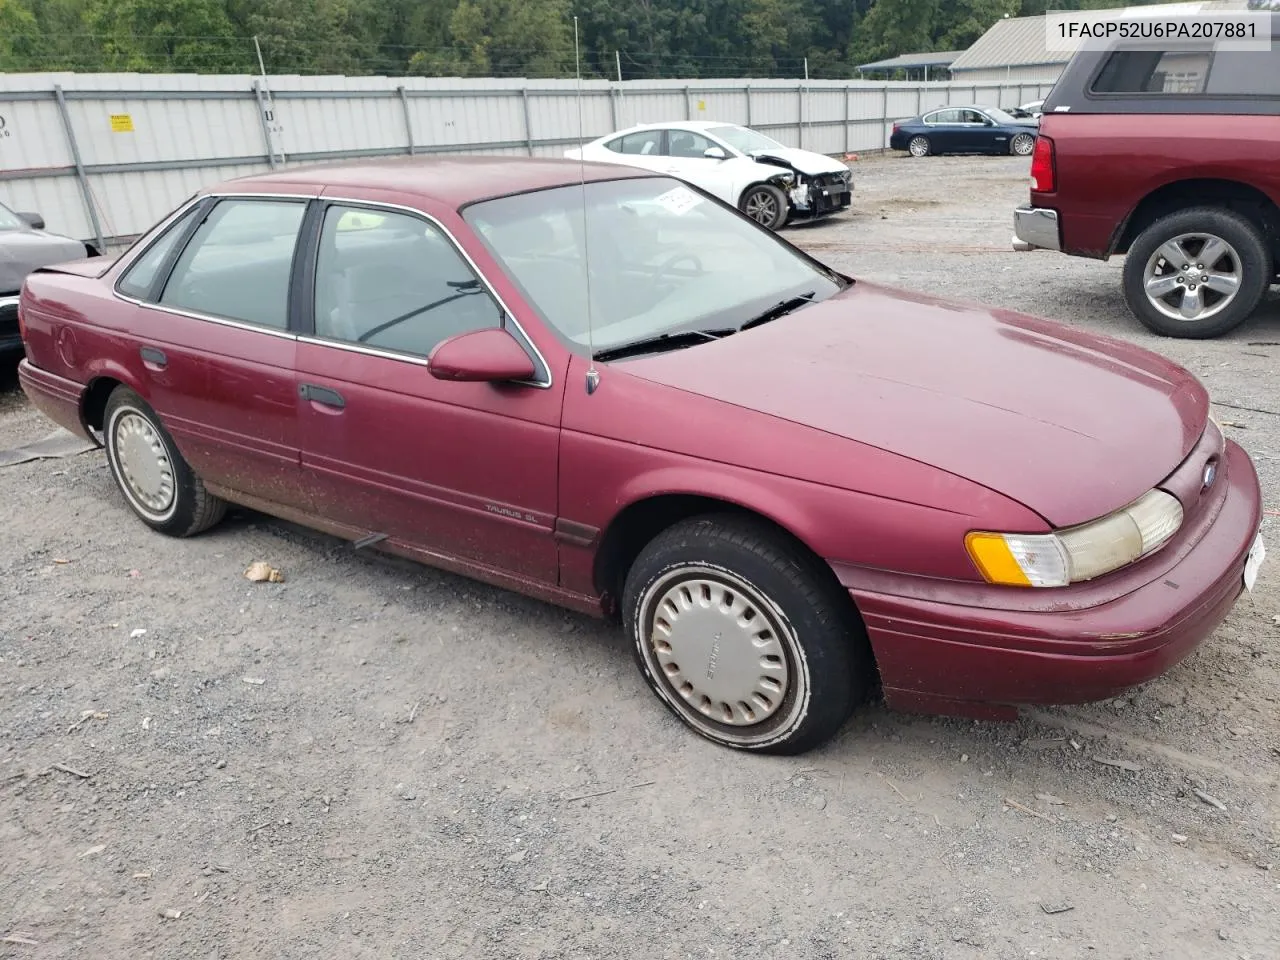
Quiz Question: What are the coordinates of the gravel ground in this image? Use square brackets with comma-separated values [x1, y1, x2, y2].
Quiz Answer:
[2, 154, 1278, 959]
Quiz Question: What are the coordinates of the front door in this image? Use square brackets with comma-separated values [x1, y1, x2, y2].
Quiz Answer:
[659, 129, 739, 204]
[294, 202, 563, 584]
[116, 196, 310, 509]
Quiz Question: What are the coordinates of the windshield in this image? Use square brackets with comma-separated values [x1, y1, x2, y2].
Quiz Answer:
[462, 177, 845, 355]
[984, 107, 1021, 124]
[0, 202, 25, 230]
[705, 124, 785, 155]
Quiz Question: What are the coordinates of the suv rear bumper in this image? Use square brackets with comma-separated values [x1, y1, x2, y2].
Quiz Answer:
[1013, 205, 1061, 251]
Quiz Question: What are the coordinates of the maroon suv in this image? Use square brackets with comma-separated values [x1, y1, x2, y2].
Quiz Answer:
[1013, 17, 1280, 339]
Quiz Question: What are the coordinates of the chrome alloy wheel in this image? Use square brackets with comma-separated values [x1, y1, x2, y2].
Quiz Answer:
[908, 136, 929, 157]
[636, 565, 806, 745]
[1142, 232, 1242, 323]
[1011, 133, 1036, 156]
[110, 408, 177, 521]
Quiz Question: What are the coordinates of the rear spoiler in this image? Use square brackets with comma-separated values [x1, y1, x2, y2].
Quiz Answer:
[31, 255, 117, 280]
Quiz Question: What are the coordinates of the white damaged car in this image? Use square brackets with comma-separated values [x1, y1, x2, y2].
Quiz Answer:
[566, 121, 852, 230]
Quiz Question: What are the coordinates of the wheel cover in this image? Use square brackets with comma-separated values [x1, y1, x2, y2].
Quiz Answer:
[112, 410, 176, 518]
[638, 565, 804, 744]
[1012, 134, 1035, 155]
[1142, 232, 1243, 323]
[909, 137, 928, 157]
[744, 190, 779, 224]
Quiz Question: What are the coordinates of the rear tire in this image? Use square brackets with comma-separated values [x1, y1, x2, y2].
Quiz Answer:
[1010, 133, 1036, 156]
[622, 514, 874, 755]
[1122, 206, 1271, 339]
[103, 385, 227, 537]
[739, 183, 789, 230]
[908, 136, 931, 157]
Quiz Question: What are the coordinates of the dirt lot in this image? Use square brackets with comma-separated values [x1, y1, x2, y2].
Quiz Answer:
[2, 154, 1279, 959]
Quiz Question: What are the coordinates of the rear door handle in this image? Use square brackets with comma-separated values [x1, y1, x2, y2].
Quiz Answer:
[300, 383, 346, 409]
[140, 346, 167, 369]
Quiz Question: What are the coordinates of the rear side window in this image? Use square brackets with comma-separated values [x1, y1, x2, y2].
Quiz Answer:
[1090, 50, 1211, 94]
[117, 205, 201, 300]
[158, 199, 306, 329]
[926, 109, 963, 123]
[610, 130, 662, 155]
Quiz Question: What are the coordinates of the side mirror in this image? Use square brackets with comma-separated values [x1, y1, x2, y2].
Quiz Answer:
[703, 146, 728, 161]
[19, 212, 45, 230]
[427, 327, 536, 383]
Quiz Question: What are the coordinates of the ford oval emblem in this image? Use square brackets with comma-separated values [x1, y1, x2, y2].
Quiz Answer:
[1202, 461, 1217, 490]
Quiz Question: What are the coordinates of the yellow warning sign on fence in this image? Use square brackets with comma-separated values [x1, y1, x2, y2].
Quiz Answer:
[110, 114, 134, 133]
[697, 99, 706, 111]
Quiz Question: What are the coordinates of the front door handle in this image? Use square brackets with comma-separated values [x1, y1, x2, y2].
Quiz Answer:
[140, 346, 167, 369]
[299, 383, 345, 409]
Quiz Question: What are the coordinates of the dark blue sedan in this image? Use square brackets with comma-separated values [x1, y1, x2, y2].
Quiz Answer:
[888, 105, 1039, 158]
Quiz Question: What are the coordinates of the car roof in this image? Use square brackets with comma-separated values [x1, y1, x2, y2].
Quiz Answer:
[203, 155, 657, 207]
[607, 120, 740, 134]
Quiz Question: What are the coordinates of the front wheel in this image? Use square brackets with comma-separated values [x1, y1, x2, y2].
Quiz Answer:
[622, 515, 874, 755]
[1010, 133, 1036, 156]
[103, 385, 227, 537]
[1122, 207, 1271, 339]
[739, 183, 789, 230]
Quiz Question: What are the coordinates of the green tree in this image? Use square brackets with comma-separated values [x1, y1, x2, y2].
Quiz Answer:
[85, 0, 250, 72]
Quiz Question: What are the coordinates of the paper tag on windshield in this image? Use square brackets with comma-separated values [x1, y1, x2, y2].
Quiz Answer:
[653, 186, 703, 216]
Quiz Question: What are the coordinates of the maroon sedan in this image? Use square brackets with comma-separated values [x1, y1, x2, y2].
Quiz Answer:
[16, 158, 1265, 755]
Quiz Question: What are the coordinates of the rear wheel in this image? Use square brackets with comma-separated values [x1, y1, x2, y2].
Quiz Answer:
[908, 136, 931, 158]
[1010, 133, 1036, 156]
[1122, 206, 1271, 339]
[103, 385, 227, 537]
[622, 514, 874, 755]
[739, 183, 789, 230]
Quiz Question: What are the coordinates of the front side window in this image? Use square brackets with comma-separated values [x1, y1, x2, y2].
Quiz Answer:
[117, 204, 202, 300]
[665, 130, 716, 158]
[0, 202, 25, 231]
[313, 204, 504, 359]
[462, 176, 845, 356]
[159, 199, 305, 328]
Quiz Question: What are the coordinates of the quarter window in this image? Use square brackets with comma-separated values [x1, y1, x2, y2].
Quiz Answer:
[312, 205, 504, 359]
[159, 198, 306, 329]
[117, 204, 202, 300]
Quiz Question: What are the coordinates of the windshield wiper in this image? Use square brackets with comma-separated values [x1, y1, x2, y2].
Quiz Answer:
[739, 292, 817, 331]
[593, 328, 735, 362]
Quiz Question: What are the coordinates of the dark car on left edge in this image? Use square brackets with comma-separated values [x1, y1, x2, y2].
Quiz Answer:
[1, 200, 99, 356]
[890, 105, 1040, 158]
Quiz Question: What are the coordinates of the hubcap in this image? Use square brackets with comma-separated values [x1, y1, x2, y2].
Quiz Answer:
[639, 568, 799, 737]
[1143, 232, 1242, 322]
[113, 411, 175, 516]
[909, 137, 928, 156]
[745, 191, 778, 224]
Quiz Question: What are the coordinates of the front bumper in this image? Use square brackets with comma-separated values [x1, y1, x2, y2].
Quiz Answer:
[839, 438, 1262, 721]
[0, 295, 21, 354]
[1013, 205, 1061, 251]
[791, 179, 852, 217]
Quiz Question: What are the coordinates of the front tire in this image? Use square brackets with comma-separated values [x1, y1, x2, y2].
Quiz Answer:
[622, 514, 874, 755]
[739, 183, 789, 230]
[1122, 206, 1271, 339]
[103, 385, 227, 537]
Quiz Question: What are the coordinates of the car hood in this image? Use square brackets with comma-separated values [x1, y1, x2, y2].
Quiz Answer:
[747, 147, 850, 176]
[616, 282, 1207, 529]
[0, 229, 87, 293]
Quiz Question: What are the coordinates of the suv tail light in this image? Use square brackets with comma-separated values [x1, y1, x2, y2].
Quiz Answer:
[16, 293, 26, 342]
[1030, 135, 1055, 193]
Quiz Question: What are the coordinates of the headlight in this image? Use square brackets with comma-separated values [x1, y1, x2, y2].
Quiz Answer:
[965, 488, 1183, 588]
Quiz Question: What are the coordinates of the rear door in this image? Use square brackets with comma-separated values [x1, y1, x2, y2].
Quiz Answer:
[114, 195, 311, 509]
[292, 198, 564, 583]
[922, 108, 965, 150]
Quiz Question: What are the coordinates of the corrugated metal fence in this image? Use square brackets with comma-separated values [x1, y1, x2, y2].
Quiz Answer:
[0, 72, 1057, 250]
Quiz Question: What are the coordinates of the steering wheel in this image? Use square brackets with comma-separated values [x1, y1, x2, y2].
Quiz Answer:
[651, 252, 704, 288]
